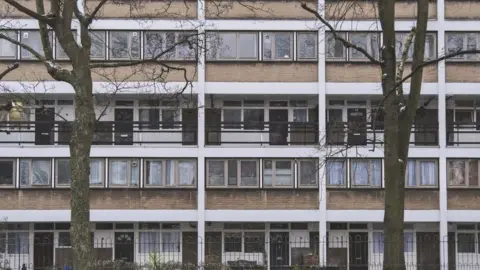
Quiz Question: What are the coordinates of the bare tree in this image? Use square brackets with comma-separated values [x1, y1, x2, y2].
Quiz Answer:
[0, 1, 199, 269]
[301, 0, 480, 268]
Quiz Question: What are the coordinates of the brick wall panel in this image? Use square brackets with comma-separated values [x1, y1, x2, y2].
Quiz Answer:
[326, 1, 437, 20]
[205, 1, 317, 19]
[85, 1, 197, 19]
[206, 190, 319, 210]
[446, 63, 480, 82]
[448, 190, 480, 209]
[445, 1, 480, 20]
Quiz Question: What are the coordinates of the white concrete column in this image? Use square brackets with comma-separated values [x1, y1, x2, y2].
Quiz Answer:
[436, 0, 449, 267]
[196, 0, 206, 266]
[317, 0, 327, 266]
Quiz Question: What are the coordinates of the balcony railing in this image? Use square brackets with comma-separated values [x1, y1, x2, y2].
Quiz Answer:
[326, 122, 439, 146]
[205, 121, 319, 146]
[447, 122, 480, 146]
[0, 121, 197, 146]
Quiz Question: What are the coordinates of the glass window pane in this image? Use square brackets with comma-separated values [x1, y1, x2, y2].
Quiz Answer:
[178, 160, 195, 186]
[297, 33, 316, 59]
[56, 159, 71, 185]
[404, 232, 414, 253]
[0, 31, 17, 59]
[372, 232, 384, 254]
[110, 31, 140, 59]
[219, 33, 237, 59]
[177, 33, 196, 59]
[419, 161, 437, 186]
[21, 31, 48, 59]
[299, 160, 317, 186]
[90, 159, 104, 185]
[0, 160, 14, 185]
[162, 232, 180, 252]
[275, 161, 292, 185]
[327, 160, 345, 186]
[406, 160, 417, 187]
[446, 34, 465, 59]
[224, 109, 241, 129]
[110, 160, 128, 185]
[458, 233, 475, 253]
[8, 232, 29, 254]
[144, 32, 164, 59]
[241, 161, 257, 186]
[326, 32, 345, 59]
[350, 33, 369, 59]
[238, 33, 257, 59]
[208, 160, 225, 186]
[165, 160, 174, 186]
[351, 160, 368, 185]
[32, 160, 51, 185]
[263, 160, 273, 186]
[139, 232, 160, 253]
[448, 160, 466, 186]
[90, 31, 106, 59]
[371, 160, 382, 186]
[146, 160, 163, 185]
[227, 160, 237, 186]
[275, 32, 292, 59]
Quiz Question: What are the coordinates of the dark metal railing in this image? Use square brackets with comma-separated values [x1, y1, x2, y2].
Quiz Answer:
[447, 122, 480, 145]
[0, 121, 198, 145]
[205, 121, 319, 146]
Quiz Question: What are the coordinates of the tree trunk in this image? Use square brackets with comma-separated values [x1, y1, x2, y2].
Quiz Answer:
[69, 61, 96, 270]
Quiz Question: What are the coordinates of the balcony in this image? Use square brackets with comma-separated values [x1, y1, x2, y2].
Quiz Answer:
[326, 122, 439, 146]
[0, 121, 198, 146]
[205, 121, 319, 146]
[447, 122, 480, 147]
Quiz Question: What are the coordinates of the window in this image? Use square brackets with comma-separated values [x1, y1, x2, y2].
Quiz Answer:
[457, 233, 475, 253]
[244, 232, 265, 253]
[207, 159, 259, 187]
[298, 159, 318, 187]
[58, 232, 71, 247]
[326, 32, 346, 60]
[326, 159, 346, 186]
[448, 159, 479, 187]
[162, 232, 180, 252]
[0, 30, 17, 59]
[263, 160, 294, 187]
[161, 109, 179, 129]
[20, 159, 51, 187]
[55, 159, 105, 186]
[90, 31, 106, 60]
[348, 32, 379, 60]
[7, 232, 29, 254]
[144, 31, 196, 60]
[56, 30, 77, 60]
[446, 32, 480, 61]
[263, 32, 294, 60]
[297, 32, 317, 60]
[139, 100, 160, 130]
[406, 159, 438, 187]
[109, 31, 140, 60]
[144, 159, 196, 187]
[207, 32, 258, 60]
[108, 159, 140, 186]
[370, 100, 385, 130]
[372, 232, 414, 254]
[350, 159, 382, 187]
[139, 231, 160, 253]
[0, 159, 15, 186]
[395, 32, 436, 60]
[224, 232, 242, 252]
[20, 30, 52, 60]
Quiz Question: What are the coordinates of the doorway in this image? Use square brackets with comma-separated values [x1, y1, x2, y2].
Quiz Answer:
[347, 108, 367, 146]
[114, 108, 134, 145]
[182, 108, 198, 145]
[269, 109, 289, 145]
[34, 232, 54, 270]
[270, 232, 289, 269]
[415, 109, 438, 146]
[114, 232, 134, 262]
[416, 232, 440, 270]
[182, 232, 198, 265]
[349, 232, 368, 270]
[35, 108, 55, 145]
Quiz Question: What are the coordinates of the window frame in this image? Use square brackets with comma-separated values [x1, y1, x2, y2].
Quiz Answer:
[206, 159, 260, 188]
[0, 158, 15, 187]
[296, 32, 318, 61]
[297, 159, 319, 187]
[108, 158, 140, 187]
[262, 31, 295, 61]
[19, 30, 54, 60]
[372, 231, 415, 254]
[223, 230, 266, 254]
[405, 159, 439, 188]
[54, 158, 105, 188]
[206, 31, 259, 61]
[325, 32, 347, 61]
[108, 30, 141, 60]
[19, 158, 52, 187]
[263, 159, 295, 188]
[348, 32, 380, 61]
[445, 32, 480, 62]
[447, 159, 480, 188]
[349, 159, 382, 188]
[395, 32, 437, 61]
[326, 159, 347, 188]
[143, 31, 197, 60]
[0, 230, 29, 255]
[144, 159, 197, 187]
[89, 30, 107, 60]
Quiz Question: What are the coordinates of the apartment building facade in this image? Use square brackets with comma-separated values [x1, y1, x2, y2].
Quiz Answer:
[0, 0, 479, 269]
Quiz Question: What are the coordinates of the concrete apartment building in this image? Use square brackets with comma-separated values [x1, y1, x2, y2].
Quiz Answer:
[0, 0, 479, 269]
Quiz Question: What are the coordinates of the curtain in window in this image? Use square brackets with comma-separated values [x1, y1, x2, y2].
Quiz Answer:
[110, 160, 128, 185]
[407, 160, 417, 186]
[32, 160, 51, 185]
[162, 232, 180, 252]
[420, 161, 436, 185]
[139, 232, 160, 253]
[146, 161, 162, 185]
[90, 160, 103, 185]
[178, 161, 195, 185]
[165, 160, 175, 186]
[371, 160, 382, 186]
[327, 160, 345, 185]
[351, 160, 368, 185]
[8, 232, 29, 254]
[372, 232, 384, 254]
[373, 232, 414, 253]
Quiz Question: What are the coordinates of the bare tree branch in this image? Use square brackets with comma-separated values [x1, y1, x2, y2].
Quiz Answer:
[3, 0, 50, 22]
[0, 63, 19, 81]
[86, 0, 109, 25]
[301, 2, 381, 65]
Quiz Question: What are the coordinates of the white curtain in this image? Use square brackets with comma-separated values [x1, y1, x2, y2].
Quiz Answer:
[420, 161, 437, 185]
[139, 232, 160, 253]
[165, 160, 175, 186]
[90, 160, 103, 185]
[110, 160, 128, 185]
[327, 160, 345, 185]
[178, 161, 195, 185]
[371, 160, 382, 186]
[407, 160, 417, 186]
[147, 161, 163, 185]
[351, 160, 368, 185]
[162, 232, 180, 252]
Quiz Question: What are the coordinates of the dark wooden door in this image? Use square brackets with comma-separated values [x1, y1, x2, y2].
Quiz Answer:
[182, 108, 198, 145]
[269, 109, 289, 145]
[35, 108, 55, 145]
[114, 232, 134, 262]
[349, 232, 368, 270]
[416, 232, 440, 270]
[270, 232, 289, 269]
[114, 108, 134, 145]
[205, 232, 222, 264]
[205, 108, 221, 145]
[34, 232, 54, 270]
[182, 232, 198, 265]
[347, 108, 367, 146]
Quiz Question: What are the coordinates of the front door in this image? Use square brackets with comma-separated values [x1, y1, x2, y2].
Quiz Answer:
[269, 109, 289, 145]
[270, 232, 289, 269]
[347, 108, 367, 146]
[349, 232, 368, 270]
[416, 232, 440, 270]
[35, 108, 55, 145]
[114, 108, 134, 145]
[114, 232, 134, 262]
[34, 232, 54, 270]
[182, 108, 198, 145]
